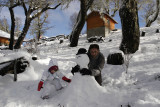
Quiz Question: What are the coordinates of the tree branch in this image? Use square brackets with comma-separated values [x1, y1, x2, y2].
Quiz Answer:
[86, 0, 94, 11]
[22, 2, 27, 16]
[30, 3, 61, 20]
[146, 0, 159, 27]
[9, 1, 21, 9]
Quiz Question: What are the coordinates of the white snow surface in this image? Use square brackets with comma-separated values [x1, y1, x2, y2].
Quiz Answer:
[1, 25, 160, 107]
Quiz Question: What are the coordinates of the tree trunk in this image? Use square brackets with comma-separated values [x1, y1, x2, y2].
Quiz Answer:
[14, 17, 31, 49]
[145, 0, 159, 27]
[9, 7, 15, 50]
[70, 0, 86, 47]
[70, 0, 94, 47]
[119, 0, 140, 54]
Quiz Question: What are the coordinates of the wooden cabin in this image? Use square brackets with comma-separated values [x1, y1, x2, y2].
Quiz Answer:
[86, 11, 118, 38]
[0, 30, 17, 46]
[0, 30, 11, 46]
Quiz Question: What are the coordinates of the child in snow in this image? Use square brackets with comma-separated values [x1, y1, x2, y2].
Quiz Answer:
[71, 48, 92, 76]
[37, 58, 71, 99]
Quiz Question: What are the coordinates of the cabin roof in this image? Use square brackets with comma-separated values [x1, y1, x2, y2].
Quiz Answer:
[0, 30, 10, 39]
[0, 30, 18, 40]
[87, 11, 118, 24]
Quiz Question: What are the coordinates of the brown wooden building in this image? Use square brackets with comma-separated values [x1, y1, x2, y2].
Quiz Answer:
[86, 11, 118, 38]
[0, 30, 10, 46]
[0, 30, 17, 46]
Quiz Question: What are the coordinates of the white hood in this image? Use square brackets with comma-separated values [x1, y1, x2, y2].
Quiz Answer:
[48, 58, 58, 68]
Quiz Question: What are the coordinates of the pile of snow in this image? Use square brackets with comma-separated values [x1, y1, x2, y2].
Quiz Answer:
[0, 25, 160, 107]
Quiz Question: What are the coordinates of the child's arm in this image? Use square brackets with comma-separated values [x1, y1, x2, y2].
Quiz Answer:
[37, 71, 49, 91]
[62, 76, 71, 83]
[57, 71, 71, 83]
[37, 81, 44, 91]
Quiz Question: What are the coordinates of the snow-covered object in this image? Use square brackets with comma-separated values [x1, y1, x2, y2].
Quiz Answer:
[57, 73, 107, 107]
[55, 52, 107, 106]
[75, 54, 89, 69]
[109, 49, 124, 55]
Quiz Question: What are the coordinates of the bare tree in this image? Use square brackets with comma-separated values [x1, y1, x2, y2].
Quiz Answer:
[29, 11, 52, 41]
[0, 17, 10, 33]
[0, 0, 61, 49]
[91, 0, 122, 17]
[136, 0, 160, 27]
[145, 0, 159, 27]
[8, 0, 20, 50]
[70, 0, 94, 47]
[110, 0, 121, 17]
[90, 0, 109, 13]
[136, 0, 151, 10]
[14, 0, 61, 49]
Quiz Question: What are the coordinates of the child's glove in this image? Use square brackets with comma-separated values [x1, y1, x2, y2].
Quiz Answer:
[37, 81, 44, 91]
[62, 76, 71, 83]
[80, 68, 92, 75]
[71, 65, 80, 75]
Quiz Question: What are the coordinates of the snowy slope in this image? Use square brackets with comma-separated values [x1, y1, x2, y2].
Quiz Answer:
[0, 25, 160, 107]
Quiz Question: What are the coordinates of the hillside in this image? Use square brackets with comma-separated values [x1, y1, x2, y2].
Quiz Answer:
[0, 25, 160, 107]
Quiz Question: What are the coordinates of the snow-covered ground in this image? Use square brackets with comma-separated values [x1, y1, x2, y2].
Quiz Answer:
[0, 25, 160, 107]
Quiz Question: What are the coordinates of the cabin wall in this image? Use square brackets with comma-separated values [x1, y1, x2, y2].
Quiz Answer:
[87, 27, 105, 38]
[0, 37, 9, 46]
[87, 11, 117, 38]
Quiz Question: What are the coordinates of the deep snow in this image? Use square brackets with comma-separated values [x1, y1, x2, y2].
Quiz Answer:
[0, 25, 160, 107]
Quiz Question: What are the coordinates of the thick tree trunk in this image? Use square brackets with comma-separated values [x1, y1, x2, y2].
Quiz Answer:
[70, 14, 86, 47]
[119, 0, 140, 54]
[9, 7, 15, 50]
[70, 0, 86, 47]
[145, 0, 159, 27]
[70, 0, 94, 47]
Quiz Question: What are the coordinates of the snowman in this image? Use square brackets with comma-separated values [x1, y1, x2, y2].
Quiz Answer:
[71, 48, 92, 75]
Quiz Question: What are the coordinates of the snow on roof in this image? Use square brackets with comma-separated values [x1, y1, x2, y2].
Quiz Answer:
[0, 30, 18, 40]
[0, 30, 10, 39]
[87, 11, 118, 24]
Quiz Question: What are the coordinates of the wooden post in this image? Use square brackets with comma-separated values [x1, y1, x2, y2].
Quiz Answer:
[14, 60, 17, 81]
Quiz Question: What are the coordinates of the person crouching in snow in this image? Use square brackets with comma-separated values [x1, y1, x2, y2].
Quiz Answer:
[71, 48, 92, 76]
[37, 59, 71, 100]
[87, 44, 105, 86]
